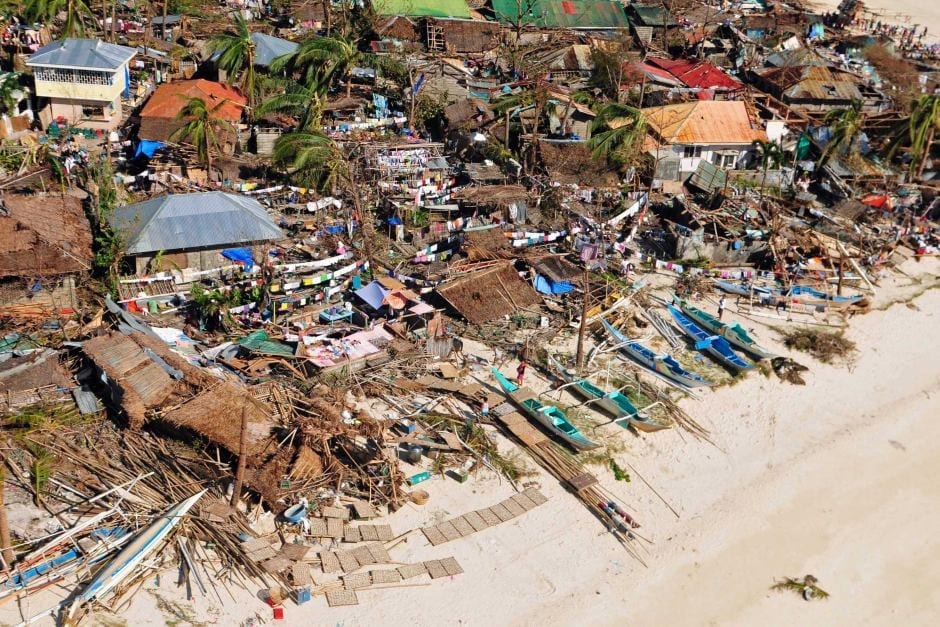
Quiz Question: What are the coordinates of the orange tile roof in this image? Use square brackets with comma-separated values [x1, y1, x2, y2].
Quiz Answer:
[140, 79, 246, 122]
[642, 100, 766, 146]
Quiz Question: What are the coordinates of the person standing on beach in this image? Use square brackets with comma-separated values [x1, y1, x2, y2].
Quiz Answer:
[516, 360, 527, 386]
[481, 399, 489, 417]
[717, 296, 726, 321]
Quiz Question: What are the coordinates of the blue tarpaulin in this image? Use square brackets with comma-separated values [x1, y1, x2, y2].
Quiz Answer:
[135, 140, 167, 158]
[534, 275, 575, 295]
[221, 248, 255, 270]
[388, 216, 402, 225]
[355, 281, 390, 310]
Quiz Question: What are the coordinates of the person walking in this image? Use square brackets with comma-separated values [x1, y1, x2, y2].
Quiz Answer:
[516, 360, 527, 386]
[717, 296, 726, 321]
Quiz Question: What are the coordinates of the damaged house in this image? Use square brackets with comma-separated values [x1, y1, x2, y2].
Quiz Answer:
[110, 191, 284, 275]
[435, 261, 541, 324]
[643, 100, 767, 182]
[0, 194, 91, 310]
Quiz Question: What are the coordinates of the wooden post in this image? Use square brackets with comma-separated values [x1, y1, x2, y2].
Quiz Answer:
[575, 264, 590, 371]
[0, 464, 13, 570]
[230, 408, 248, 508]
[837, 256, 845, 296]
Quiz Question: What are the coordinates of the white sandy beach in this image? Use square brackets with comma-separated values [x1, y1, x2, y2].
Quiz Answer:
[811, 0, 940, 42]
[3, 262, 937, 627]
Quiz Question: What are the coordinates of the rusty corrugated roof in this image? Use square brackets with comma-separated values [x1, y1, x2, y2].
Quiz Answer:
[642, 100, 766, 145]
[140, 79, 246, 122]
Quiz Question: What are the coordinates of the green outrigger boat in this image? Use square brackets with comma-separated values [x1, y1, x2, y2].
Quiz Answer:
[673, 295, 776, 360]
[547, 355, 671, 433]
[491, 368, 600, 451]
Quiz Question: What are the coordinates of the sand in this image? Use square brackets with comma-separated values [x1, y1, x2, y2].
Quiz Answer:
[3, 262, 938, 626]
[811, 0, 940, 43]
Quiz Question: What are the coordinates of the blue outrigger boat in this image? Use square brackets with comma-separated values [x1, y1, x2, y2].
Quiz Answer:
[601, 320, 711, 389]
[666, 305, 752, 371]
[491, 369, 600, 451]
[548, 355, 671, 432]
[673, 296, 775, 360]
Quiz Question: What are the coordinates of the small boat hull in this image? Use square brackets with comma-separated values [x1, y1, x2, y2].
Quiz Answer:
[602, 320, 712, 388]
[70, 490, 207, 613]
[675, 297, 775, 360]
[491, 369, 600, 451]
[666, 305, 752, 372]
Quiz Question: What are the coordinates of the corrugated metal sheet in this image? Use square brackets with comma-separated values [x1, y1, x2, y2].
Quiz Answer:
[251, 33, 299, 68]
[643, 101, 766, 145]
[492, 0, 630, 29]
[72, 387, 102, 415]
[111, 192, 285, 255]
[761, 65, 863, 102]
[27, 38, 136, 70]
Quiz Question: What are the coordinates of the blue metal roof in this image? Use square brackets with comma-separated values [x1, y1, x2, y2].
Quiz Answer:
[111, 192, 285, 255]
[251, 33, 299, 68]
[26, 38, 137, 71]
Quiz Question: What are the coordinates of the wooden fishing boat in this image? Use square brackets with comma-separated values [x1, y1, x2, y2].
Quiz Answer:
[674, 296, 775, 360]
[547, 355, 671, 433]
[601, 319, 712, 389]
[68, 490, 207, 617]
[714, 280, 774, 301]
[666, 305, 752, 371]
[491, 369, 600, 451]
[788, 285, 865, 308]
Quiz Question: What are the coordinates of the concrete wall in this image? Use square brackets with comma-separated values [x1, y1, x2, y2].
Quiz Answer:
[49, 98, 122, 130]
[132, 248, 233, 275]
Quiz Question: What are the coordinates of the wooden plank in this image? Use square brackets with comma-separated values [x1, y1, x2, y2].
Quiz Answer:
[567, 472, 599, 492]
[510, 493, 538, 511]
[319, 551, 341, 573]
[374, 524, 394, 541]
[397, 562, 428, 580]
[463, 510, 489, 532]
[425, 560, 448, 579]
[489, 503, 515, 522]
[502, 498, 526, 518]
[326, 589, 359, 607]
[336, 550, 360, 573]
[450, 516, 475, 537]
[437, 520, 462, 542]
[343, 525, 362, 543]
[343, 572, 372, 590]
[370, 569, 402, 584]
[522, 487, 548, 505]
[440, 556, 464, 576]
[422, 525, 447, 546]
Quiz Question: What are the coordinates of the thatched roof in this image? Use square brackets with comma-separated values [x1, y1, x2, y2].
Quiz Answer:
[436, 262, 541, 324]
[0, 194, 91, 277]
[82, 332, 180, 427]
[160, 383, 275, 458]
[532, 256, 582, 283]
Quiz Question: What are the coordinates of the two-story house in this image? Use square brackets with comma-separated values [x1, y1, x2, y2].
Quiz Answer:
[26, 38, 137, 130]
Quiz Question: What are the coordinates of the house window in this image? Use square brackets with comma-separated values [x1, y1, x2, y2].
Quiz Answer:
[683, 146, 702, 159]
[82, 104, 106, 119]
[712, 151, 738, 169]
[34, 67, 114, 86]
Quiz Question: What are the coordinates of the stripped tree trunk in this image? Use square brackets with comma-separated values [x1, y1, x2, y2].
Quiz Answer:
[0, 465, 13, 570]
[231, 408, 248, 507]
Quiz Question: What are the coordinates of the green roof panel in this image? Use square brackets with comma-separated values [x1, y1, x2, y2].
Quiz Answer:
[492, 0, 630, 29]
[374, 0, 472, 18]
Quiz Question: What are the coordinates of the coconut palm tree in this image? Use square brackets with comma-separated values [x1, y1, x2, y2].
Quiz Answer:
[886, 94, 939, 181]
[271, 130, 344, 192]
[170, 96, 237, 177]
[208, 13, 259, 112]
[270, 36, 350, 93]
[256, 80, 325, 132]
[589, 102, 647, 167]
[752, 139, 785, 207]
[24, 0, 96, 37]
[818, 99, 865, 168]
